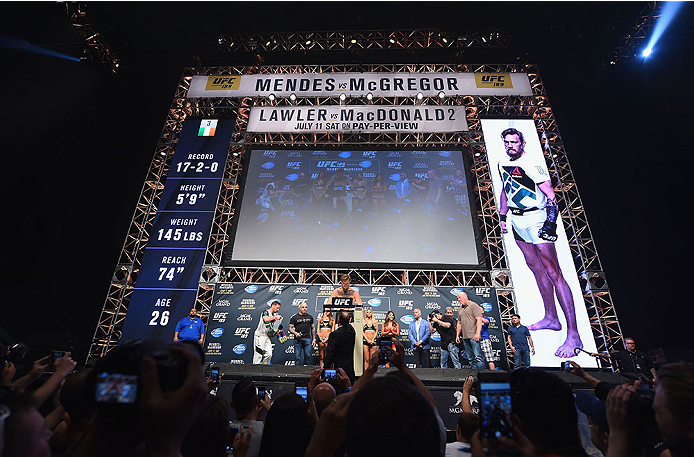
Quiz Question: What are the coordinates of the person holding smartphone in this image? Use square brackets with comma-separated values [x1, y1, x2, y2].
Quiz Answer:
[230, 380, 271, 457]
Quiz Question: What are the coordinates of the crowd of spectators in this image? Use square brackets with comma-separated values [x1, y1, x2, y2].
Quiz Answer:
[2, 339, 693, 457]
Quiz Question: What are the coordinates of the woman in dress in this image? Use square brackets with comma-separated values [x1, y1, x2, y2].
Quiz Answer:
[362, 307, 378, 371]
[381, 310, 399, 367]
[316, 309, 335, 367]
[371, 173, 387, 219]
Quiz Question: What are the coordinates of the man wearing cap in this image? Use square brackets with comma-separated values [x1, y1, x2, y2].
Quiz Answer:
[253, 300, 283, 365]
[575, 392, 609, 456]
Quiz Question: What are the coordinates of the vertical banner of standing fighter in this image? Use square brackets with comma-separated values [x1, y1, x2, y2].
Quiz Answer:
[481, 119, 597, 368]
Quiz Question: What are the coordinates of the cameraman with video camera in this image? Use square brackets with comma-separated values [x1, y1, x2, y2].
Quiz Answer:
[564, 360, 670, 457]
[429, 307, 461, 369]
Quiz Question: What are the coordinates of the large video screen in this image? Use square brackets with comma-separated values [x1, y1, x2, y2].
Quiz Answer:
[481, 119, 597, 367]
[229, 149, 482, 266]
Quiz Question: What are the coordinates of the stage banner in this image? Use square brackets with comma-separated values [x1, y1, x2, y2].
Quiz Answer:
[187, 72, 532, 98]
[246, 106, 467, 133]
[204, 283, 507, 370]
[480, 119, 598, 368]
[120, 118, 234, 343]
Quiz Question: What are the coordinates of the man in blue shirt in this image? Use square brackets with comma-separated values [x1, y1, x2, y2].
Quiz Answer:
[173, 308, 205, 345]
[507, 314, 534, 370]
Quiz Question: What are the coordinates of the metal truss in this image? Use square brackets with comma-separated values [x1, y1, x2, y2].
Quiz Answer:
[214, 29, 509, 54]
[63, 2, 123, 75]
[89, 62, 622, 368]
[605, 2, 662, 66]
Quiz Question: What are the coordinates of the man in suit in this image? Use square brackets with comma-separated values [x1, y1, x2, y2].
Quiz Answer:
[408, 308, 431, 368]
[324, 311, 356, 382]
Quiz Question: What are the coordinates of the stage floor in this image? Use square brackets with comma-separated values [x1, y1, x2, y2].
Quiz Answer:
[214, 363, 628, 388]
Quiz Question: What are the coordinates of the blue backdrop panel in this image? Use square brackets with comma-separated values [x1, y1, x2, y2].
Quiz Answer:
[121, 118, 234, 343]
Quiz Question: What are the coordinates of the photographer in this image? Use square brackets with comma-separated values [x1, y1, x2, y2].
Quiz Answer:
[565, 360, 668, 457]
[430, 307, 461, 369]
[69, 340, 208, 457]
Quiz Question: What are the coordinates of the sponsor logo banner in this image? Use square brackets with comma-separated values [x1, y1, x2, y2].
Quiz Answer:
[205, 283, 507, 370]
[187, 73, 533, 98]
[247, 106, 467, 133]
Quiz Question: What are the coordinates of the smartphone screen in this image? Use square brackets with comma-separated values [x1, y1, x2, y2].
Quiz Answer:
[52, 351, 67, 363]
[379, 338, 392, 364]
[227, 425, 239, 450]
[323, 369, 337, 379]
[295, 383, 308, 402]
[95, 372, 138, 404]
[257, 386, 266, 401]
[479, 379, 514, 439]
[210, 367, 220, 382]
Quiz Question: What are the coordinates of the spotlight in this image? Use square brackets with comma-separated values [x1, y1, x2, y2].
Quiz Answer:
[389, 38, 396, 44]
[437, 91, 445, 99]
[416, 92, 424, 100]
[642, 47, 652, 57]
[339, 93, 347, 101]
[366, 92, 373, 100]
[289, 93, 297, 101]
[442, 37, 448, 43]
[350, 39, 357, 44]
[268, 93, 276, 101]
[233, 152, 239, 157]
[305, 40, 312, 45]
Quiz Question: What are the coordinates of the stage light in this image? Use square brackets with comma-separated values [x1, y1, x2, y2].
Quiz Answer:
[366, 92, 373, 100]
[350, 39, 357, 44]
[289, 93, 297, 101]
[268, 93, 275, 101]
[644, 1, 683, 59]
[339, 93, 347, 101]
[305, 40, 312, 45]
[389, 38, 396, 44]
[416, 92, 424, 100]
[442, 37, 448, 44]
[437, 91, 445, 99]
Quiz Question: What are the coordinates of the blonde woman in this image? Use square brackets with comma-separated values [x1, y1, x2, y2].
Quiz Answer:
[362, 307, 378, 371]
[316, 309, 335, 367]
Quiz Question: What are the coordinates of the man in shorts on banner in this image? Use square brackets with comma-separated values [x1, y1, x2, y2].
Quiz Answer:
[253, 300, 283, 364]
[497, 127, 582, 358]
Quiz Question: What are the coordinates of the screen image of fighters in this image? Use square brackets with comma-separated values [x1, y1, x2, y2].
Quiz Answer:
[229, 149, 481, 266]
[481, 119, 597, 368]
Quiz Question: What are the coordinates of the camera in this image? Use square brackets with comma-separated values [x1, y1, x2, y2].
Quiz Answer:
[210, 366, 220, 383]
[257, 386, 267, 401]
[378, 337, 394, 364]
[428, 311, 439, 322]
[88, 339, 192, 410]
[295, 381, 308, 403]
[561, 361, 574, 372]
[322, 368, 337, 380]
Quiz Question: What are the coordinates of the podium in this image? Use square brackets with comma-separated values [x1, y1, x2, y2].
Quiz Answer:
[325, 297, 364, 377]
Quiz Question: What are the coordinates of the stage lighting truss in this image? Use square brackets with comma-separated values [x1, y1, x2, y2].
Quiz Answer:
[605, 2, 662, 66]
[64, 2, 123, 75]
[213, 29, 510, 54]
[89, 62, 621, 369]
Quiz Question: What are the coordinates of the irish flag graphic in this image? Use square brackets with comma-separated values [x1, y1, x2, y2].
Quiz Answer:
[198, 119, 218, 136]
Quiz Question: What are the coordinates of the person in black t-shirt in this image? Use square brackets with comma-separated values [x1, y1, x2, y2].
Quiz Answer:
[289, 302, 316, 366]
[591, 336, 657, 381]
[430, 307, 461, 369]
